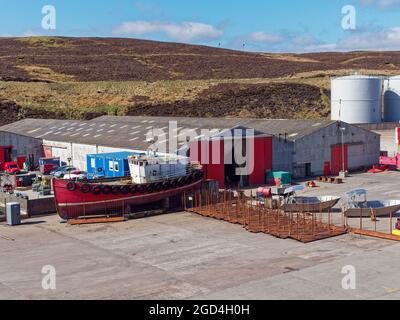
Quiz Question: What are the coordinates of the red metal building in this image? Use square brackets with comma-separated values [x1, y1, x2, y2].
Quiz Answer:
[189, 129, 273, 188]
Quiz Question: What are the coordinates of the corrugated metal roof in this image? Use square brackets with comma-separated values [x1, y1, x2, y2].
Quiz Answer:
[92, 116, 337, 140]
[0, 116, 338, 151]
[87, 151, 144, 159]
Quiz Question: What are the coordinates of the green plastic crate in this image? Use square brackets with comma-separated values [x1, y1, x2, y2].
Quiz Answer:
[266, 171, 292, 185]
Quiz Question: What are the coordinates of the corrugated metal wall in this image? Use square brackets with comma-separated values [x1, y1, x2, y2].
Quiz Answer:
[271, 137, 293, 173]
[293, 123, 380, 177]
[0, 133, 42, 166]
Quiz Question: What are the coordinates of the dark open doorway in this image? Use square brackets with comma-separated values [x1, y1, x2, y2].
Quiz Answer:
[305, 163, 312, 177]
[224, 137, 250, 188]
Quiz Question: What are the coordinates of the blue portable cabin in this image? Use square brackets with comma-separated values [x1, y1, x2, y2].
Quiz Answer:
[86, 151, 143, 179]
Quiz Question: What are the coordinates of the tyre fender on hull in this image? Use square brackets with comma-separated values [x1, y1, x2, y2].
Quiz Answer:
[66, 181, 77, 192]
[185, 175, 193, 184]
[145, 184, 154, 193]
[102, 185, 112, 195]
[162, 181, 171, 190]
[80, 183, 91, 194]
[92, 186, 102, 195]
[137, 184, 146, 194]
[129, 185, 138, 194]
[120, 186, 130, 195]
[111, 186, 121, 195]
[194, 171, 204, 180]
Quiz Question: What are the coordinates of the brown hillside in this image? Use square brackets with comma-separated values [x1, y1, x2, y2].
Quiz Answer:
[0, 37, 399, 124]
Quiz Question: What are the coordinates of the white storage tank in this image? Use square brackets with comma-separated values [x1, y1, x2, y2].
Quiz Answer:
[384, 76, 400, 122]
[331, 75, 383, 124]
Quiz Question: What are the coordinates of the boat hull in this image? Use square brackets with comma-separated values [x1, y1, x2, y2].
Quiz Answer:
[53, 175, 203, 220]
[281, 196, 341, 213]
[345, 201, 400, 218]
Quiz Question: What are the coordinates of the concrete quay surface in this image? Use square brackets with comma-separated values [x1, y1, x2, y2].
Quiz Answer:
[1, 171, 400, 300]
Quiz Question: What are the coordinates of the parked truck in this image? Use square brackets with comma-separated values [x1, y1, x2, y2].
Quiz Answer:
[39, 157, 62, 175]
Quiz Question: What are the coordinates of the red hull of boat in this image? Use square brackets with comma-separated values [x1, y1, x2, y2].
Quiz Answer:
[53, 178, 203, 220]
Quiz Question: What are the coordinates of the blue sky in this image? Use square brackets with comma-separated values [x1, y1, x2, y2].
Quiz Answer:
[1, 0, 400, 52]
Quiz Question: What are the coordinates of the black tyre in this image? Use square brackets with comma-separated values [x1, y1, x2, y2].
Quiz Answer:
[172, 178, 180, 187]
[195, 171, 204, 180]
[129, 185, 138, 194]
[80, 183, 91, 194]
[102, 185, 112, 195]
[187, 175, 195, 184]
[111, 186, 121, 195]
[92, 186, 102, 195]
[66, 181, 77, 192]
[137, 185, 146, 193]
[146, 184, 154, 193]
[120, 186, 130, 195]
[162, 181, 171, 190]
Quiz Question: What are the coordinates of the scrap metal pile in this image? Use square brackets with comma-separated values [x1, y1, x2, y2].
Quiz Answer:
[184, 190, 348, 243]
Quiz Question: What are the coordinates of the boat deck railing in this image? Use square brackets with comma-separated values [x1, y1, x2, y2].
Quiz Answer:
[63, 163, 203, 185]
[140, 163, 202, 183]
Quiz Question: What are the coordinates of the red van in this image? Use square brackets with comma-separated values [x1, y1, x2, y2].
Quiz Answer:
[4, 162, 21, 174]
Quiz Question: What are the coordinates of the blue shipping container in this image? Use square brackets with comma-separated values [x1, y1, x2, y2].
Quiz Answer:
[86, 152, 143, 179]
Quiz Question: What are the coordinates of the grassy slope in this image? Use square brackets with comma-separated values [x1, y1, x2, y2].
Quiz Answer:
[0, 37, 399, 124]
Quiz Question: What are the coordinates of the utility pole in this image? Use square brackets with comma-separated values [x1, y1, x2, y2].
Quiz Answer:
[340, 126, 346, 178]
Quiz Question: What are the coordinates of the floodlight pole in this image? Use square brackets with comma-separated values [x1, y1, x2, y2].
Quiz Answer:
[340, 126, 346, 176]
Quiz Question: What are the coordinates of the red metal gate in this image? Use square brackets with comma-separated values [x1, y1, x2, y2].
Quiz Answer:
[190, 140, 225, 189]
[249, 136, 273, 185]
[331, 144, 348, 175]
[206, 140, 225, 189]
[324, 161, 331, 176]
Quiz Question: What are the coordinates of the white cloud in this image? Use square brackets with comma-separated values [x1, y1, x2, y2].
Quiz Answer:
[292, 35, 319, 46]
[303, 43, 338, 52]
[113, 21, 223, 42]
[248, 32, 283, 43]
[360, 0, 400, 9]
[22, 30, 42, 37]
[296, 27, 400, 52]
[338, 27, 400, 50]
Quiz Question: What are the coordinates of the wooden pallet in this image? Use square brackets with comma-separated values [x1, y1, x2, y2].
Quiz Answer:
[0, 234, 15, 241]
[67, 216, 126, 225]
[316, 176, 343, 184]
[350, 228, 400, 241]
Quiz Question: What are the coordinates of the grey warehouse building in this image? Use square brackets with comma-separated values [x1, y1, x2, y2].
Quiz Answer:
[0, 115, 380, 179]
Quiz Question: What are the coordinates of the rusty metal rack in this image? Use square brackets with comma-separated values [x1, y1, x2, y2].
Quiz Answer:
[184, 189, 348, 243]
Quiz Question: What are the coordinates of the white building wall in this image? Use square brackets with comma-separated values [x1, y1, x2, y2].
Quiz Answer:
[42, 140, 138, 171]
